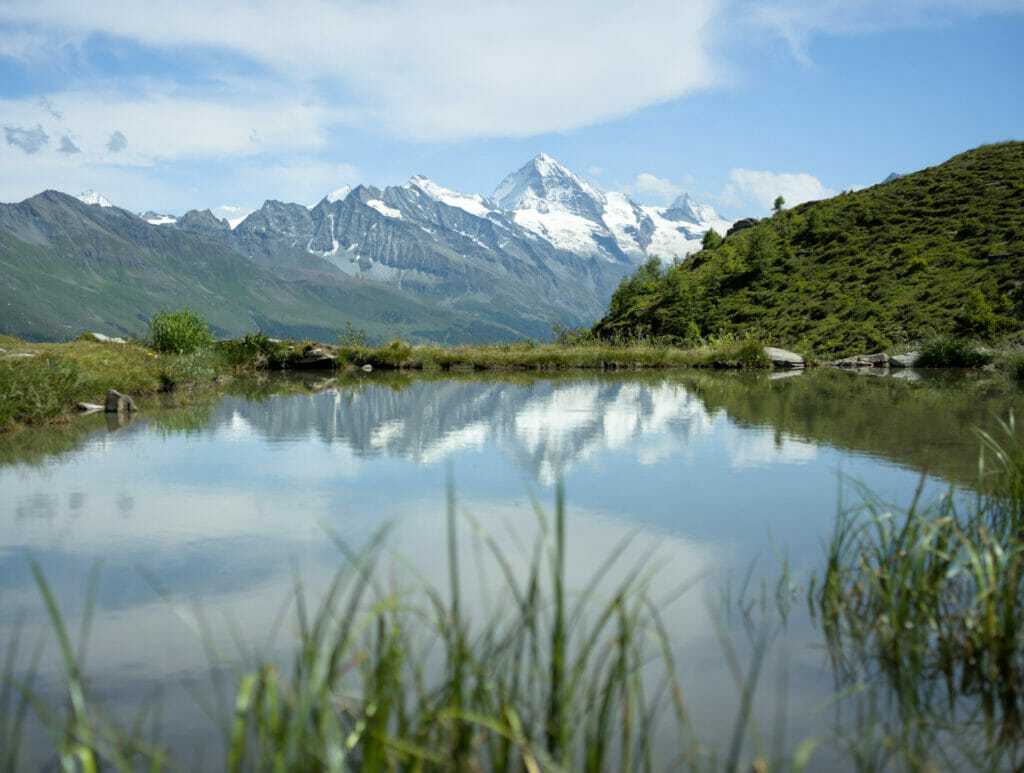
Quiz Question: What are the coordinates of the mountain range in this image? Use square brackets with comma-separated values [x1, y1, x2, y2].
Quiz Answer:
[0, 154, 727, 343]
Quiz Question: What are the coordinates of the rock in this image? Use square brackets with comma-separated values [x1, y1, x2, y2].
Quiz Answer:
[92, 332, 127, 344]
[361, 364, 373, 372]
[3, 352, 34, 360]
[292, 347, 335, 369]
[891, 369, 921, 382]
[889, 351, 921, 368]
[833, 353, 889, 368]
[726, 217, 758, 237]
[763, 346, 805, 369]
[77, 402, 105, 413]
[105, 389, 137, 413]
[0, 348, 5, 354]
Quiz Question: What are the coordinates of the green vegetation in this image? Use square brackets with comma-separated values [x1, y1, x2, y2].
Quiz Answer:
[916, 333, 992, 368]
[813, 415, 1024, 766]
[596, 142, 1024, 357]
[148, 306, 214, 354]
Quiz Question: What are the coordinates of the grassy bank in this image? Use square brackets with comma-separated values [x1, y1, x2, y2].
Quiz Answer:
[4, 321, 1021, 432]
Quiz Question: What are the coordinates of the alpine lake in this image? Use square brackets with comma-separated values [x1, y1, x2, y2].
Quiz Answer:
[2, 365, 1023, 770]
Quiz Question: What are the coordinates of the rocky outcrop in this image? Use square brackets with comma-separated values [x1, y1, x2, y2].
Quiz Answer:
[105, 389, 137, 413]
[726, 218, 758, 237]
[763, 347, 805, 369]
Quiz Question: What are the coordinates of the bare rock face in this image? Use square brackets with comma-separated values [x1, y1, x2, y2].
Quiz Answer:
[763, 346, 805, 369]
[105, 389, 137, 413]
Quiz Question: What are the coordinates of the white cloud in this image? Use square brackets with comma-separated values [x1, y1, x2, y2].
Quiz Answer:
[0, 0, 722, 141]
[725, 168, 836, 212]
[624, 173, 686, 204]
[737, 0, 1024, 61]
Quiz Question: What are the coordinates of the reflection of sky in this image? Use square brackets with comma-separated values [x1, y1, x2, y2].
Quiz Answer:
[0, 374, 972, 766]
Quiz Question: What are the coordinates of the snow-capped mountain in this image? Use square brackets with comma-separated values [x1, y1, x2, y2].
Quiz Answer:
[154, 154, 729, 338]
[492, 154, 729, 263]
[76, 190, 114, 208]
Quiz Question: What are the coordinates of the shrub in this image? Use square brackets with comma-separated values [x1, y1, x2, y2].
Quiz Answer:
[217, 332, 289, 368]
[149, 307, 214, 354]
[917, 334, 991, 368]
[1009, 354, 1024, 382]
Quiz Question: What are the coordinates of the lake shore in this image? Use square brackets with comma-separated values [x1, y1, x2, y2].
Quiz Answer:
[2, 331, 1021, 432]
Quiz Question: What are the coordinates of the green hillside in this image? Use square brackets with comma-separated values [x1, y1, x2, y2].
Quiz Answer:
[594, 142, 1024, 356]
[0, 191, 523, 344]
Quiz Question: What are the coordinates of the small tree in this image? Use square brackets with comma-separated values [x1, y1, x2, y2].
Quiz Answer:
[701, 228, 723, 251]
[149, 307, 214, 354]
[772, 195, 785, 214]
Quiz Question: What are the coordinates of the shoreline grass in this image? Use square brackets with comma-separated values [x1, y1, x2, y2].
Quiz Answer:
[2, 323, 1020, 433]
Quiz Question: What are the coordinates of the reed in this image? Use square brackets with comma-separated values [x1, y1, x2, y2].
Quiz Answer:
[4, 483, 794, 771]
[813, 413, 1024, 766]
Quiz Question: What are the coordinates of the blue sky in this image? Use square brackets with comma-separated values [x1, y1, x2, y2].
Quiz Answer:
[1, 0, 1021, 220]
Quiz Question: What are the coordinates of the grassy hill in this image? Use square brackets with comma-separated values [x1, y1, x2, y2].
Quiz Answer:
[594, 142, 1024, 356]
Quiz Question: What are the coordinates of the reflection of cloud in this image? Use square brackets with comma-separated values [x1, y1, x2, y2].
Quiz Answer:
[4, 123, 48, 153]
[727, 428, 818, 468]
[106, 129, 127, 152]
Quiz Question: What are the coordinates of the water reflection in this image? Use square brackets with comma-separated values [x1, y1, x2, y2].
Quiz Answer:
[0, 369, 1021, 767]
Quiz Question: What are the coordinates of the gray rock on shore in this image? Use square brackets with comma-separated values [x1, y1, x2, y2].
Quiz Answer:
[105, 389, 137, 413]
[763, 347, 805, 369]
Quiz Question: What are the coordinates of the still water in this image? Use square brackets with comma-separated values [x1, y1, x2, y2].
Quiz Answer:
[1, 367, 1022, 767]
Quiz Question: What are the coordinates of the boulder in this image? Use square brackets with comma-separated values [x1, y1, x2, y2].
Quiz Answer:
[833, 353, 889, 368]
[890, 351, 921, 368]
[3, 352, 34, 360]
[292, 347, 335, 369]
[0, 348, 5, 354]
[105, 389, 137, 413]
[91, 332, 127, 344]
[726, 218, 758, 237]
[361, 364, 373, 372]
[763, 346, 805, 369]
[77, 402, 105, 413]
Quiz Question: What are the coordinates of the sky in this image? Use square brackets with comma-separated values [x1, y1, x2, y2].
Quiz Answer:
[0, 0, 1021, 221]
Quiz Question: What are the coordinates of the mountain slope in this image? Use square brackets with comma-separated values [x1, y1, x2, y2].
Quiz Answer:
[0, 191, 522, 343]
[594, 142, 1024, 356]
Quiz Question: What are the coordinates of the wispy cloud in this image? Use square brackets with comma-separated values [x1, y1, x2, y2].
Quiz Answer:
[624, 173, 689, 204]
[4, 124, 49, 154]
[57, 135, 80, 154]
[106, 130, 127, 153]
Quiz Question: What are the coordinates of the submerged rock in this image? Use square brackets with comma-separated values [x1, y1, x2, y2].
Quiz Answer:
[763, 346, 805, 369]
[105, 389, 137, 413]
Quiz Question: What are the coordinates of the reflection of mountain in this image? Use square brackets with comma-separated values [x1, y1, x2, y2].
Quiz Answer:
[209, 378, 720, 484]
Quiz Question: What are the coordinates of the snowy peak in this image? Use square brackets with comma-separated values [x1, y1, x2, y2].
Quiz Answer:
[406, 175, 493, 218]
[662, 193, 721, 226]
[493, 153, 606, 221]
[77, 190, 113, 208]
[326, 185, 351, 204]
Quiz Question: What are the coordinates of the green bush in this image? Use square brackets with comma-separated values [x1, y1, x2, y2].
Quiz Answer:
[1009, 354, 1024, 382]
[149, 307, 214, 355]
[217, 333, 289, 368]
[917, 334, 991, 368]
